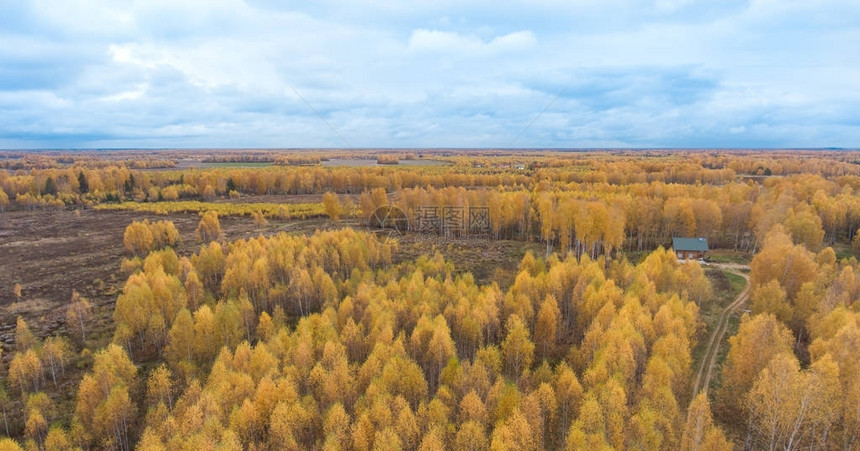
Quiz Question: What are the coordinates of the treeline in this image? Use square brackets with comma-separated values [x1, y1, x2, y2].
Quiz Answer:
[0, 164, 532, 204]
[6, 151, 860, 206]
[7, 163, 860, 255]
[342, 172, 860, 253]
[96, 201, 322, 220]
[0, 156, 176, 171]
[6, 149, 860, 176]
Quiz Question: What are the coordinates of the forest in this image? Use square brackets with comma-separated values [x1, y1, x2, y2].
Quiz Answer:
[1, 149, 859, 450]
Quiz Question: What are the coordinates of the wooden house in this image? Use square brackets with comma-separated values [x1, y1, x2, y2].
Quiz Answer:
[672, 237, 709, 260]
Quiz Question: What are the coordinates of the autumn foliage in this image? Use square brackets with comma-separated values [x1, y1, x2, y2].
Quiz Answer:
[4, 150, 860, 449]
[86, 227, 728, 449]
[196, 210, 222, 243]
[123, 219, 179, 256]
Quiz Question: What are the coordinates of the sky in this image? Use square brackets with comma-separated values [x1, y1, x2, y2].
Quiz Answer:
[0, 0, 858, 149]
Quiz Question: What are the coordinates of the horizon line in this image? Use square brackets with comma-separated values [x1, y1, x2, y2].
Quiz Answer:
[1, 147, 857, 153]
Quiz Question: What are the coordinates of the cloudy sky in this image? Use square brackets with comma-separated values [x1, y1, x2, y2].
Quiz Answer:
[1, 0, 858, 149]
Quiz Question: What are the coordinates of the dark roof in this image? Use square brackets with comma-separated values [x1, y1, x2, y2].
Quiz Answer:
[672, 237, 709, 252]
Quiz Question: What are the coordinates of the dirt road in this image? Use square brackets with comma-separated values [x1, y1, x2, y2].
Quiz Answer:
[691, 267, 750, 397]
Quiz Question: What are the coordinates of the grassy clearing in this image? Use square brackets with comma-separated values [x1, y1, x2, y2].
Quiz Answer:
[396, 235, 544, 288]
[707, 249, 752, 265]
[620, 250, 649, 265]
[832, 242, 859, 261]
[95, 200, 326, 218]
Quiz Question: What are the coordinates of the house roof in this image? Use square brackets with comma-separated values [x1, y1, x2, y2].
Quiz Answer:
[672, 237, 709, 252]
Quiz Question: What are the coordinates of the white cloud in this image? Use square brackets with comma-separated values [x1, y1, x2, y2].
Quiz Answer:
[108, 41, 284, 90]
[0, 0, 857, 148]
[98, 83, 149, 102]
[407, 29, 535, 55]
[653, 0, 696, 13]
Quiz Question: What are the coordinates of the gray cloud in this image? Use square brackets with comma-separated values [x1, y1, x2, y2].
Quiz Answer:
[0, 0, 858, 148]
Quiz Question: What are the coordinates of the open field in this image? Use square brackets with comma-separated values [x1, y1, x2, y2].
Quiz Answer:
[706, 249, 753, 265]
[322, 158, 451, 167]
[196, 162, 273, 168]
[141, 157, 452, 171]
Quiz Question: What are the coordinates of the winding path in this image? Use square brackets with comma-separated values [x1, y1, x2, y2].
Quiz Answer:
[691, 267, 750, 397]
